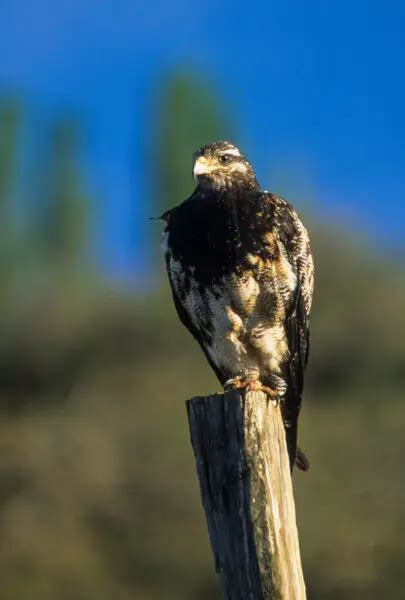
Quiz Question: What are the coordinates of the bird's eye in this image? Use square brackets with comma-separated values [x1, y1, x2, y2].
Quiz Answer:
[219, 154, 232, 164]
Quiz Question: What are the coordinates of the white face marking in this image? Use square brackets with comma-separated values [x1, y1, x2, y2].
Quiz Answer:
[219, 147, 241, 157]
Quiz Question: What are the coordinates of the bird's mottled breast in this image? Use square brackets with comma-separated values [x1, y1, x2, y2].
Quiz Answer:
[165, 218, 297, 338]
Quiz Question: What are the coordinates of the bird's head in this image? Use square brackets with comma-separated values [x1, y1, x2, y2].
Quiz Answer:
[192, 141, 259, 191]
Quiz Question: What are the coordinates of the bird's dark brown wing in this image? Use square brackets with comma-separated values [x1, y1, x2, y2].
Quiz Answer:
[268, 194, 314, 465]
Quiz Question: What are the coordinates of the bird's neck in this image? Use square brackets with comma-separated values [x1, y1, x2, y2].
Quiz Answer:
[197, 177, 260, 195]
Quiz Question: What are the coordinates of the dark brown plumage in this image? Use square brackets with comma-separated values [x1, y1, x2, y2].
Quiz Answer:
[161, 141, 314, 470]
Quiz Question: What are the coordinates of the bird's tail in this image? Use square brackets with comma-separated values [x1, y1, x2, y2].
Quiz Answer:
[284, 416, 310, 472]
[295, 447, 310, 472]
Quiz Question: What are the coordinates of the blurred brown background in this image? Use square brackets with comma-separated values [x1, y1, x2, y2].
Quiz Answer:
[0, 72, 404, 600]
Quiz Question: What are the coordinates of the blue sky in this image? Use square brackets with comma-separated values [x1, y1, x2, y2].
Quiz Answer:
[1, 1, 404, 275]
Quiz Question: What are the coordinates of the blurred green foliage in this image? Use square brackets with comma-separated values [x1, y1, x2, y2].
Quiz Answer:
[0, 99, 20, 215]
[38, 118, 92, 270]
[0, 99, 21, 284]
[0, 73, 404, 599]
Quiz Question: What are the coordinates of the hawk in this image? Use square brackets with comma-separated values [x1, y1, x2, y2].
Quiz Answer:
[161, 141, 314, 471]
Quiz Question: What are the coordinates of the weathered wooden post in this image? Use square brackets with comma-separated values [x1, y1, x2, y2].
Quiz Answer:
[186, 389, 306, 600]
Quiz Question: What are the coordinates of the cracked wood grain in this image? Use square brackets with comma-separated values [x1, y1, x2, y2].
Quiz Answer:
[187, 389, 306, 600]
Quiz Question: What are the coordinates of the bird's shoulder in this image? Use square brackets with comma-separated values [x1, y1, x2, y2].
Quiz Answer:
[259, 192, 307, 245]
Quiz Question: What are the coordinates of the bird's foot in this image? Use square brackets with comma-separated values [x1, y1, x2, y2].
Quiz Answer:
[244, 379, 278, 401]
[224, 377, 278, 403]
[224, 375, 241, 388]
[224, 376, 245, 392]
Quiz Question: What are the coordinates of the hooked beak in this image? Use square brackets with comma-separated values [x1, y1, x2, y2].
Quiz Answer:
[193, 156, 212, 179]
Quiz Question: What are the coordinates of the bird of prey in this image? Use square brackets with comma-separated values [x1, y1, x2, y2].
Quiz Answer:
[161, 141, 314, 471]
